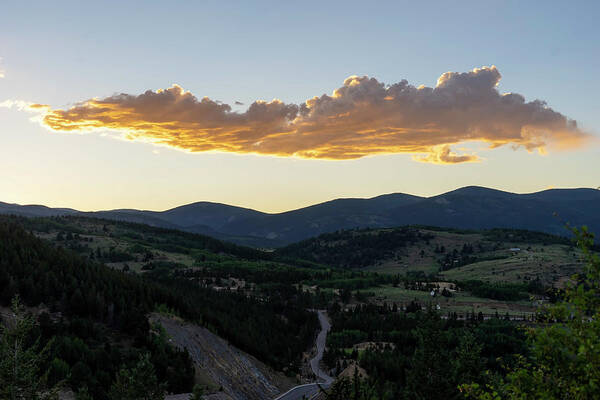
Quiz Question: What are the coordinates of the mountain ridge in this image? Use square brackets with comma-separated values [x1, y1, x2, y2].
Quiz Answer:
[2, 186, 599, 247]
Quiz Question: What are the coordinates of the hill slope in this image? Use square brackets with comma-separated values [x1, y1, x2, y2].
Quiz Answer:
[277, 226, 583, 287]
[152, 314, 291, 400]
[0, 215, 319, 398]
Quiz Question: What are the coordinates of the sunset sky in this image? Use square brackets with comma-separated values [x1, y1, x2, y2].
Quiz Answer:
[1, 1, 599, 213]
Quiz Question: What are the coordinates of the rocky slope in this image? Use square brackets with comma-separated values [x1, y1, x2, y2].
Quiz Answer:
[151, 314, 294, 400]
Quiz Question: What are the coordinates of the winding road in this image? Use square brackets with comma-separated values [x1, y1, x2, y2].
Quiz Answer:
[274, 310, 334, 400]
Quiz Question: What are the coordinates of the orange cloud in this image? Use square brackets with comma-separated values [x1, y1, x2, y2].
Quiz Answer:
[17, 66, 592, 163]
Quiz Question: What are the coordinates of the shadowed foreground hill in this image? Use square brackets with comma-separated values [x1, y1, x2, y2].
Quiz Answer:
[1, 186, 599, 247]
[0, 216, 317, 399]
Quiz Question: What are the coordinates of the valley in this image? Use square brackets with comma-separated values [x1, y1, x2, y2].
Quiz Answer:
[18, 215, 585, 319]
[0, 212, 594, 399]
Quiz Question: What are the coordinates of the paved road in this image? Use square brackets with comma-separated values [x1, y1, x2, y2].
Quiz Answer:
[310, 311, 334, 385]
[274, 310, 333, 400]
[274, 382, 328, 400]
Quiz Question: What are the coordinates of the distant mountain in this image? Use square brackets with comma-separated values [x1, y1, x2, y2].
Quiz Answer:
[0, 201, 77, 217]
[388, 187, 600, 236]
[1, 186, 599, 247]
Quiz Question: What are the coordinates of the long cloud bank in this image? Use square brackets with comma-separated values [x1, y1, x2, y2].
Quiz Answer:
[7, 66, 590, 163]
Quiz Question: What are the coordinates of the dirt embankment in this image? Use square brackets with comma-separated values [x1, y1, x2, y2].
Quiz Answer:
[151, 314, 294, 400]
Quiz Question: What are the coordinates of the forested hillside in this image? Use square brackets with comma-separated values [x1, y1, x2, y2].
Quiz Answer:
[277, 226, 581, 285]
[12, 215, 585, 321]
[0, 216, 318, 398]
[321, 227, 600, 399]
[323, 303, 528, 398]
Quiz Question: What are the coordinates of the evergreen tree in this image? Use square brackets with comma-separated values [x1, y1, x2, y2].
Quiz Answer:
[109, 353, 165, 400]
[0, 296, 57, 400]
[190, 384, 204, 400]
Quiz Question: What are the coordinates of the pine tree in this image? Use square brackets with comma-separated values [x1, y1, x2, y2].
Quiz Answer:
[0, 296, 57, 400]
[109, 353, 165, 400]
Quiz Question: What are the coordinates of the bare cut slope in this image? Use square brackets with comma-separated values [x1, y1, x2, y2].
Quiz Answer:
[152, 314, 294, 400]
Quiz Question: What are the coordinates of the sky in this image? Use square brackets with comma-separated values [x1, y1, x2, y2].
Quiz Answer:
[1, 0, 599, 213]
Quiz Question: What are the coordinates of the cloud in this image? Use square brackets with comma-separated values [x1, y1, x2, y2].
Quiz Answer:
[14, 66, 591, 163]
[413, 145, 480, 164]
[0, 100, 48, 112]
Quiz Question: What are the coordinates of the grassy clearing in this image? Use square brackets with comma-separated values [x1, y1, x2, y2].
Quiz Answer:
[35, 221, 199, 272]
[361, 229, 582, 288]
[366, 285, 537, 316]
[363, 230, 483, 275]
[441, 244, 583, 286]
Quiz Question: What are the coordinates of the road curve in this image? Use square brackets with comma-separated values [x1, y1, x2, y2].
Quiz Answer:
[274, 310, 333, 400]
[310, 311, 334, 385]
